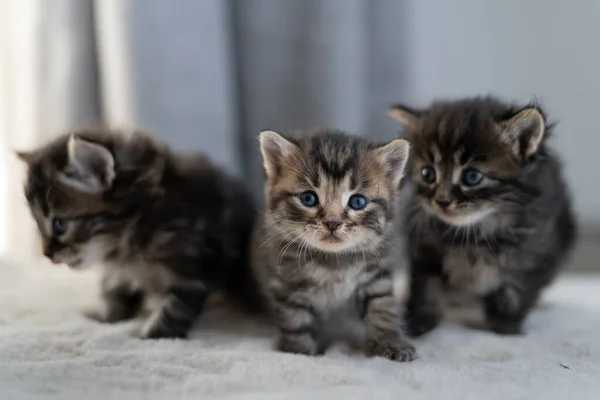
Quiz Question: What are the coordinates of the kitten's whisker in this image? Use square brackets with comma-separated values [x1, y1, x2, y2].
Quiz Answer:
[276, 235, 302, 274]
[259, 227, 303, 248]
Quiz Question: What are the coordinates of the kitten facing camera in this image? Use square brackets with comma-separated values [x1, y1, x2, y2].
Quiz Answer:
[389, 96, 576, 336]
[252, 128, 416, 361]
[18, 128, 259, 339]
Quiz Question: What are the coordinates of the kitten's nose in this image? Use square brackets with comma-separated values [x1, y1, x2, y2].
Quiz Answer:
[435, 199, 452, 209]
[324, 220, 343, 232]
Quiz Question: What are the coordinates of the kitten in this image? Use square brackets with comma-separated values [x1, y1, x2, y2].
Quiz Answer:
[18, 127, 259, 339]
[252, 128, 416, 361]
[389, 96, 576, 336]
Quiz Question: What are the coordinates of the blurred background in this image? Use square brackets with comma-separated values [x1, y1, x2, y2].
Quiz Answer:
[0, 0, 598, 270]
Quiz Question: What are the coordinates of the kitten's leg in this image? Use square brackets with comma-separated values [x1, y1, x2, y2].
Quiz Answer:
[85, 274, 144, 323]
[273, 294, 322, 356]
[483, 285, 539, 335]
[405, 261, 444, 337]
[138, 282, 208, 339]
[360, 272, 416, 362]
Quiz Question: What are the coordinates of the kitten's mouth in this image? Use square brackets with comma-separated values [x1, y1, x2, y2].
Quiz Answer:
[434, 208, 494, 227]
[321, 234, 342, 244]
[67, 259, 83, 268]
[52, 257, 82, 268]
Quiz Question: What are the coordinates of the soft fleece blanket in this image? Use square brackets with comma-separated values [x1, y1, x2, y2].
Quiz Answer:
[0, 262, 599, 400]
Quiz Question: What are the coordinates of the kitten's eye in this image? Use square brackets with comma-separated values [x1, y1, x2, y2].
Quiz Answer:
[52, 217, 68, 236]
[299, 191, 319, 207]
[348, 194, 368, 210]
[462, 168, 484, 187]
[421, 166, 436, 184]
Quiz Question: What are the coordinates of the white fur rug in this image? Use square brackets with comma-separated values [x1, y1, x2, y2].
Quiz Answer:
[1, 262, 599, 400]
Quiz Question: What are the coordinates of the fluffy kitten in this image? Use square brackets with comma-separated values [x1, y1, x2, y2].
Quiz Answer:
[18, 128, 258, 339]
[389, 96, 576, 336]
[252, 128, 416, 361]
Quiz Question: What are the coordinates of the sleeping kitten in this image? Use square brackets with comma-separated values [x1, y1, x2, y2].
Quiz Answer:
[252, 128, 416, 361]
[18, 128, 258, 339]
[389, 96, 576, 336]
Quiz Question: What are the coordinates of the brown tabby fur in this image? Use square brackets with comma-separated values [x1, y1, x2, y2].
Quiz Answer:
[252, 128, 416, 361]
[390, 96, 576, 336]
[18, 127, 258, 339]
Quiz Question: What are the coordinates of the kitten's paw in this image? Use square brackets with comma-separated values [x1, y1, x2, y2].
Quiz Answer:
[487, 319, 524, 335]
[404, 310, 440, 337]
[137, 318, 188, 340]
[83, 307, 112, 323]
[84, 306, 137, 324]
[276, 333, 320, 356]
[365, 337, 417, 362]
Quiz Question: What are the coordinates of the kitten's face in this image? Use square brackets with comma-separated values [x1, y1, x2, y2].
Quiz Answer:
[260, 130, 409, 253]
[18, 134, 120, 268]
[390, 98, 546, 227]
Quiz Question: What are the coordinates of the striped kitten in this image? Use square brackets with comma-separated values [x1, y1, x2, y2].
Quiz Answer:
[18, 128, 258, 339]
[252, 128, 416, 361]
[390, 97, 576, 336]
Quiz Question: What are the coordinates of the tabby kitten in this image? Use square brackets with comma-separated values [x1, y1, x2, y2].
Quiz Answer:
[389, 96, 576, 336]
[18, 128, 258, 339]
[252, 128, 416, 361]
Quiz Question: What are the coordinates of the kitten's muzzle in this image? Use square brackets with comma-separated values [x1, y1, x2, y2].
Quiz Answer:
[434, 198, 452, 210]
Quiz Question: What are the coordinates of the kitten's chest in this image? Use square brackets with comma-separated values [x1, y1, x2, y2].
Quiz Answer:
[303, 262, 366, 312]
[442, 248, 503, 296]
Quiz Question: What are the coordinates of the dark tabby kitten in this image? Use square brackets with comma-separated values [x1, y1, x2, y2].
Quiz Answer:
[252, 128, 416, 361]
[389, 96, 576, 336]
[18, 128, 258, 339]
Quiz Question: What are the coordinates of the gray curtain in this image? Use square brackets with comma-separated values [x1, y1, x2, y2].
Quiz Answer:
[0, 0, 409, 261]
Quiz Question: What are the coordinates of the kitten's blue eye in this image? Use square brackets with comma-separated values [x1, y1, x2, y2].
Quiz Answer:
[421, 166, 436, 184]
[52, 217, 68, 236]
[348, 194, 368, 210]
[299, 191, 318, 207]
[462, 168, 484, 187]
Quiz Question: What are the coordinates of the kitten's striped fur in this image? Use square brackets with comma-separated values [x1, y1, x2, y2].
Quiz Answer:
[252, 128, 416, 361]
[18, 128, 259, 339]
[390, 97, 576, 336]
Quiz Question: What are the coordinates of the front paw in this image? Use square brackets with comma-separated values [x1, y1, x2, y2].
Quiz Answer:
[486, 316, 524, 335]
[276, 332, 321, 356]
[84, 307, 109, 323]
[137, 317, 188, 340]
[83, 306, 127, 324]
[404, 309, 441, 337]
[365, 336, 417, 362]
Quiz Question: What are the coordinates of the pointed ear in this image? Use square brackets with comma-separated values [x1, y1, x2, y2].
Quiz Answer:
[15, 150, 35, 164]
[498, 107, 546, 158]
[388, 104, 421, 127]
[372, 139, 410, 187]
[258, 130, 297, 179]
[58, 135, 115, 193]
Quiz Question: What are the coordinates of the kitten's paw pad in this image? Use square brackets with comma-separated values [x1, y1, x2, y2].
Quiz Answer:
[276, 335, 320, 356]
[405, 311, 440, 337]
[365, 339, 417, 362]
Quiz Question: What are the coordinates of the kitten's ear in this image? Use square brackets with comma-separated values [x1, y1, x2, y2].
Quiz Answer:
[58, 135, 115, 193]
[373, 139, 410, 187]
[388, 104, 421, 127]
[259, 130, 297, 179]
[498, 107, 546, 158]
[15, 150, 35, 164]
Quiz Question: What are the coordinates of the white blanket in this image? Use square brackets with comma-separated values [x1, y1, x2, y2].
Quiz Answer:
[1, 263, 599, 400]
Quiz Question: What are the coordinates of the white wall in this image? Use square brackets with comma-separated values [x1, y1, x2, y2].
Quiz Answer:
[400, 0, 600, 223]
